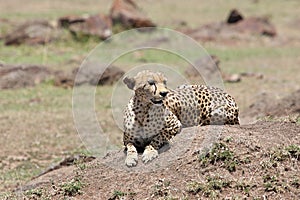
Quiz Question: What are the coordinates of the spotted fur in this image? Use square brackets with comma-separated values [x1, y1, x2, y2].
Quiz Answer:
[123, 70, 239, 167]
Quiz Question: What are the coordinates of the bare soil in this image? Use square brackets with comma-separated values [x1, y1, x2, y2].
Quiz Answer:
[19, 121, 300, 199]
[242, 89, 300, 119]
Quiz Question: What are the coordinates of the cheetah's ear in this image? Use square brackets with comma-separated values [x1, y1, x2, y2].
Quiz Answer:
[123, 77, 135, 90]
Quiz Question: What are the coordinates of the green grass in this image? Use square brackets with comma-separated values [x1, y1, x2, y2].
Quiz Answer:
[207, 46, 300, 62]
[285, 144, 300, 159]
[0, 83, 72, 112]
[0, 0, 108, 21]
[0, 33, 99, 70]
[199, 142, 240, 172]
[187, 176, 232, 198]
[2, 36, 300, 75]
[0, 161, 42, 184]
[0, 82, 101, 116]
[261, 144, 300, 170]
[290, 178, 300, 189]
[262, 174, 290, 193]
[111, 190, 136, 199]
[271, 144, 300, 162]
[152, 179, 173, 198]
[234, 181, 252, 195]
[25, 188, 44, 198]
[60, 178, 84, 196]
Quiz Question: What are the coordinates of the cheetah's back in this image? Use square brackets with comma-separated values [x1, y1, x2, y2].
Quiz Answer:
[165, 85, 239, 127]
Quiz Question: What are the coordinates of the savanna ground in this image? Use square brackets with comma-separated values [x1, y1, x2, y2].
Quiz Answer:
[0, 0, 299, 199]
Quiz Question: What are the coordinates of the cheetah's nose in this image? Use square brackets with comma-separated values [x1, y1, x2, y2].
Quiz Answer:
[159, 91, 169, 97]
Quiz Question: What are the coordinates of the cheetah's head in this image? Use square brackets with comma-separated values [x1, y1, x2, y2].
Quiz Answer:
[123, 70, 169, 105]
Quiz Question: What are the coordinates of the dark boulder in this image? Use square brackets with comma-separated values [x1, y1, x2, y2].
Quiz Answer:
[226, 9, 244, 24]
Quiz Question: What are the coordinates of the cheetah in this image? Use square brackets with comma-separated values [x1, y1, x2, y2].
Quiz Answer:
[123, 70, 239, 167]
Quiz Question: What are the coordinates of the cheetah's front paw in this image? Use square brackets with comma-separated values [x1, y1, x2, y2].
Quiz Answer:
[142, 145, 158, 163]
[125, 144, 138, 167]
[125, 152, 138, 167]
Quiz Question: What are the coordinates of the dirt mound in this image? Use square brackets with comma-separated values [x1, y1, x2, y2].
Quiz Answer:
[110, 0, 156, 29]
[0, 64, 51, 89]
[3, 0, 157, 46]
[184, 55, 263, 83]
[4, 20, 58, 46]
[232, 17, 276, 37]
[18, 122, 299, 199]
[263, 89, 300, 117]
[58, 14, 112, 40]
[185, 55, 220, 80]
[0, 63, 124, 89]
[182, 9, 276, 43]
[243, 89, 300, 119]
[54, 65, 125, 88]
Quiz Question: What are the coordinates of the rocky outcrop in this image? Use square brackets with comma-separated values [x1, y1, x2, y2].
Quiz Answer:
[0, 64, 51, 89]
[58, 14, 112, 40]
[4, 20, 58, 45]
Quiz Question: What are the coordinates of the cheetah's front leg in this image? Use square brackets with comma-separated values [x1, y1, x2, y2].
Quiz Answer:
[142, 118, 182, 163]
[125, 143, 138, 167]
[142, 134, 172, 163]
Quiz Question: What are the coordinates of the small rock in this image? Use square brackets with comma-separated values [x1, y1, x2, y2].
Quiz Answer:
[59, 14, 112, 40]
[4, 20, 58, 45]
[53, 71, 74, 89]
[0, 64, 51, 89]
[54, 65, 125, 88]
[240, 72, 264, 79]
[223, 73, 241, 83]
[232, 16, 277, 37]
[110, 0, 156, 29]
[227, 9, 244, 24]
[185, 55, 220, 79]
[7, 155, 29, 161]
[58, 15, 87, 28]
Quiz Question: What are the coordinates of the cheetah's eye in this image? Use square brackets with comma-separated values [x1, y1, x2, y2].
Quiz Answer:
[163, 80, 167, 85]
[148, 80, 155, 85]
